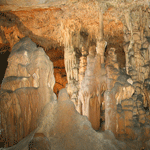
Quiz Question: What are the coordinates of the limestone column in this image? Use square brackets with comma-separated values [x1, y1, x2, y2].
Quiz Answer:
[64, 46, 79, 106]
[78, 47, 98, 129]
[63, 27, 79, 106]
[96, 10, 107, 64]
[79, 46, 87, 88]
[123, 8, 150, 130]
[105, 48, 119, 136]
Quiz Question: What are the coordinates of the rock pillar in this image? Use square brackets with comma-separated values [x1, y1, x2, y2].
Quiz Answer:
[0, 37, 56, 147]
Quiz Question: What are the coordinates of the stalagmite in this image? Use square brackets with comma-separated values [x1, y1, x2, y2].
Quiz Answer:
[79, 46, 87, 88]
[105, 48, 119, 135]
[62, 25, 79, 106]
[77, 8, 108, 130]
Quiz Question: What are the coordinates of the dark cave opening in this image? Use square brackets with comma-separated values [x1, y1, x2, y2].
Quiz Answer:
[144, 106, 149, 112]
[104, 43, 126, 69]
[0, 50, 10, 85]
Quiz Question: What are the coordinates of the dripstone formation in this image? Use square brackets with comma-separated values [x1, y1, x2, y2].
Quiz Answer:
[0, 37, 149, 150]
[0, 37, 56, 147]
[0, 0, 150, 149]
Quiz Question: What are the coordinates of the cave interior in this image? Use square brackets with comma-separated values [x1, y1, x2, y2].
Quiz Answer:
[0, 0, 150, 150]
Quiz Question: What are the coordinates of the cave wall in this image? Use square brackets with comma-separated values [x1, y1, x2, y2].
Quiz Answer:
[0, 0, 125, 95]
[0, 0, 150, 147]
[0, 37, 57, 147]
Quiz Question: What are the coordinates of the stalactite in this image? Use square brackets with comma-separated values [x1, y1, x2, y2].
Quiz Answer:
[96, 10, 107, 64]
[124, 11, 134, 75]
[98, 10, 103, 41]
[64, 45, 79, 104]
[123, 7, 150, 133]
[61, 23, 80, 107]
[77, 10, 108, 129]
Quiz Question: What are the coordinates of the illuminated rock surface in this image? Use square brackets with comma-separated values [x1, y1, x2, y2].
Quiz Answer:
[0, 1, 150, 149]
[0, 37, 56, 147]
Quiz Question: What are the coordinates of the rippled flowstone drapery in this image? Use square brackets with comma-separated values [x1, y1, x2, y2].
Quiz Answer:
[122, 9, 150, 139]
[0, 87, 133, 150]
[0, 37, 56, 147]
[0, 1, 150, 148]
[77, 42, 107, 130]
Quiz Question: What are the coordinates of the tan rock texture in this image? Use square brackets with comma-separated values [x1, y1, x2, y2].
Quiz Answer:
[0, 0, 150, 148]
[0, 0, 55, 6]
[29, 133, 51, 150]
[0, 37, 56, 147]
[46, 48, 67, 96]
[1, 87, 149, 150]
[0, 88, 132, 150]
[78, 46, 106, 130]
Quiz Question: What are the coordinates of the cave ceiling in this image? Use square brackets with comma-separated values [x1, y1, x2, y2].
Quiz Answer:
[0, 0, 149, 52]
[0, 0, 149, 90]
[0, 1, 150, 149]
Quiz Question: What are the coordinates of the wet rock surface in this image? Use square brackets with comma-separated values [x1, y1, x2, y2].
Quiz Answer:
[0, 1, 149, 149]
[1, 88, 131, 150]
[0, 37, 56, 147]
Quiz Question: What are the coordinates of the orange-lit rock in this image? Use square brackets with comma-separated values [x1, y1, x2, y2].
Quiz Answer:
[0, 37, 56, 147]
[1, 87, 133, 150]
[46, 48, 67, 96]
[0, 1, 150, 149]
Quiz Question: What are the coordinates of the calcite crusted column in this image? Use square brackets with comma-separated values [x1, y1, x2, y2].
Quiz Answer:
[78, 42, 107, 130]
[78, 46, 97, 129]
[104, 48, 119, 135]
[0, 37, 56, 147]
[105, 47, 135, 137]
[124, 9, 150, 126]
[79, 47, 87, 88]
[77, 47, 93, 114]
[62, 25, 79, 106]
[77, 9, 107, 130]
[120, 8, 150, 140]
[64, 45, 79, 106]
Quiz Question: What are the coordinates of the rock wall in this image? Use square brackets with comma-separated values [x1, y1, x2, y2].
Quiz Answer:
[0, 0, 59, 6]
[0, 37, 56, 147]
[56, 4, 150, 141]
[0, 88, 134, 150]
[0, 0, 150, 147]
[46, 48, 67, 96]
[122, 8, 150, 140]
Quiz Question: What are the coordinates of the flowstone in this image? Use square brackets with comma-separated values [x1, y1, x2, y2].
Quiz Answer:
[0, 37, 56, 147]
